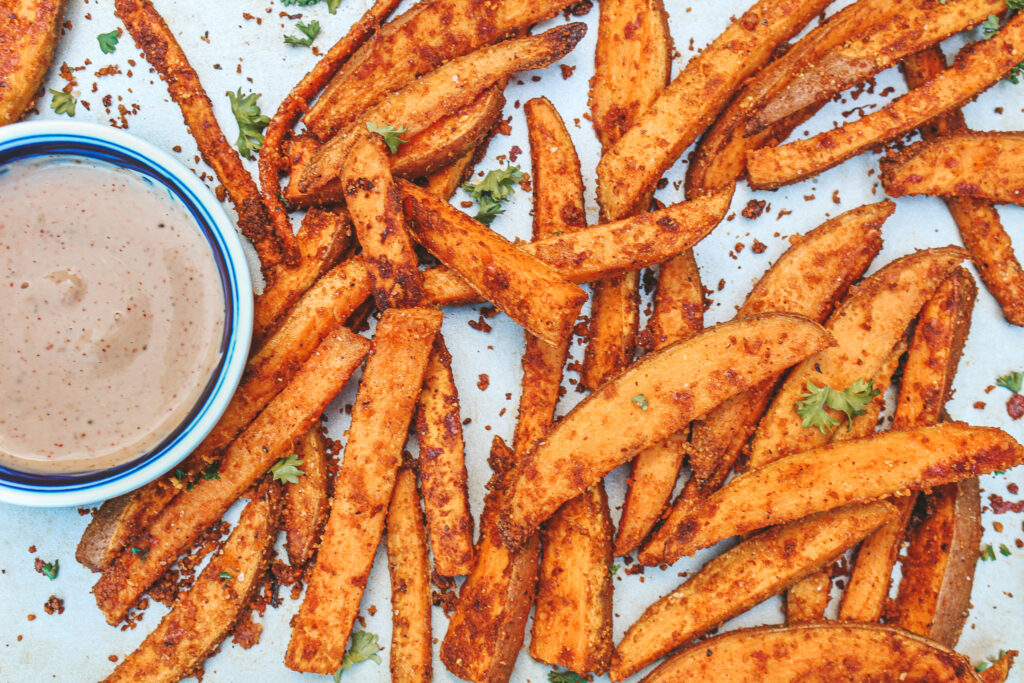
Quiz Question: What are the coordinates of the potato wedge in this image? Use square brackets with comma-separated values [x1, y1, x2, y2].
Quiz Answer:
[785, 571, 832, 624]
[286, 308, 441, 674]
[75, 495, 132, 573]
[746, 12, 1024, 189]
[399, 179, 587, 346]
[424, 143, 486, 201]
[525, 96, 588, 240]
[901, 47, 1024, 326]
[748, 0, 1003, 133]
[980, 649, 1018, 683]
[643, 623, 986, 682]
[642, 249, 704, 353]
[93, 326, 370, 625]
[303, 0, 571, 140]
[415, 334, 474, 577]
[596, 0, 830, 219]
[497, 313, 835, 549]
[0, 0, 67, 126]
[102, 480, 282, 683]
[580, 276, 640, 390]
[652, 423, 1022, 559]
[419, 188, 734, 307]
[610, 502, 897, 681]
[342, 135, 423, 309]
[386, 465, 433, 683]
[282, 424, 330, 568]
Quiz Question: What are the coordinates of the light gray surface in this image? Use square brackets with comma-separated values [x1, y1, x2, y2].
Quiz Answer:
[1, 0, 1023, 681]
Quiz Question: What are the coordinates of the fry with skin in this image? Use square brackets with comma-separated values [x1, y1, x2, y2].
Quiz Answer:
[424, 143, 486, 201]
[596, 0, 831, 219]
[342, 135, 423, 309]
[610, 502, 897, 681]
[0, 0, 67, 126]
[386, 465, 433, 683]
[497, 313, 836, 549]
[746, 11, 1024, 189]
[76, 496, 131, 574]
[113, 0, 295, 271]
[900, 47, 1024, 326]
[785, 571, 832, 624]
[282, 424, 330, 568]
[102, 480, 282, 683]
[286, 308, 442, 674]
[93, 326, 371, 625]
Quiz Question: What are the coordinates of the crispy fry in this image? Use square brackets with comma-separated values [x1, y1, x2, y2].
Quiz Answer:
[282, 424, 330, 567]
[342, 135, 423, 309]
[901, 47, 1024, 326]
[75, 495, 132, 573]
[596, 0, 830, 219]
[746, 11, 1024, 189]
[785, 571, 832, 624]
[419, 189, 734, 307]
[651, 423, 1023, 559]
[748, 0, 1002, 134]
[114, 0, 295, 271]
[400, 180, 587, 346]
[581, 275, 640, 389]
[386, 465, 433, 683]
[286, 308, 441, 674]
[525, 97, 588, 236]
[497, 313, 835, 549]
[102, 480, 282, 683]
[610, 502, 897, 681]
[0, 0, 67, 126]
[643, 250, 704, 352]
[980, 651, 1019, 683]
[424, 145, 484, 201]
[93, 326, 370, 625]
[415, 334, 474, 577]
[642, 623, 986, 682]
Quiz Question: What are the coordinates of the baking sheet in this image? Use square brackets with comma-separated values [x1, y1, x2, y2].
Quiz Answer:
[1, 0, 1023, 680]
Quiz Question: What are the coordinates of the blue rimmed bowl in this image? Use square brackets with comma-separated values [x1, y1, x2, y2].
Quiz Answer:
[0, 121, 253, 507]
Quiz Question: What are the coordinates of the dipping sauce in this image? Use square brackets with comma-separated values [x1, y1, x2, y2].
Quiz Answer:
[1, 158, 226, 474]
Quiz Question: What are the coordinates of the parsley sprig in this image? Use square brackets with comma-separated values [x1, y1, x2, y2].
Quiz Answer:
[365, 121, 410, 154]
[333, 630, 382, 680]
[227, 89, 270, 160]
[97, 29, 120, 54]
[49, 90, 76, 117]
[997, 371, 1023, 394]
[282, 0, 341, 13]
[462, 165, 525, 226]
[549, 671, 587, 683]
[270, 454, 305, 484]
[40, 559, 59, 581]
[794, 378, 880, 435]
[983, 13, 1002, 37]
[284, 20, 320, 47]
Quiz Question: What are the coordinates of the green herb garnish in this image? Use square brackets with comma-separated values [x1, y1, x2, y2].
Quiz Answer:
[795, 378, 880, 435]
[202, 459, 222, 481]
[548, 671, 587, 683]
[97, 29, 120, 54]
[131, 546, 150, 561]
[981, 544, 996, 561]
[333, 630, 382, 680]
[219, 571, 232, 584]
[983, 13, 1002, 37]
[609, 564, 620, 576]
[365, 121, 410, 154]
[270, 454, 305, 484]
[997, 371, 1023, 393]
[227, 89, 270, 160]
[49, 89, 76, 117]
[284, 19, 320, 47]
[462, 165, 524, 226]
[631, 394, 649, 411]
[1006, 63, 1024, 84]
[999, 543, 1012, 557]
[40, 559, 59, 581]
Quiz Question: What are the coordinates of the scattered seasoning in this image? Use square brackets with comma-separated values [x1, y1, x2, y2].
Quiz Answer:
[996, 371, 1024, 419]
[43, 596, 64, 615]
[477, 374, 490, 391]
[559, 64, 576, 79]
[631, 394, 649, 411]
[741, 199, 766, 219]
[751, 239, 767, 254]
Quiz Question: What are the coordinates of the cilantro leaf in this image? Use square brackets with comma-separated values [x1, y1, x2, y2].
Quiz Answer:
[49, 89, 76, 117]
[202, 459, 222, 481]
[284, 19, 321, 47]
[226, 89, 270, 160]
[1007, 63, 1024, 84]
[609, 564, 620, 576]
[327, 0, 342, 12]
[983, 13, 1002, 37]
[462, 165, 524, 226]
[365, 121, 410, 154]
[795, 379, 880, 435]
[997, 371, 1023, 393]
[1009, 0, 1024, 10]
[631, 394, 648, 411]
[334, 630, 382, 679]
[97, 29, 120, 54]
[41, 559, 59, 581]
[131, 546, 149, 561]
[549, 671, 587, 683]
[981, 543, 996, 561]
[219, 571, 232, 584]
[999, 543, 1012, 557]
[270, 454, 305, 484]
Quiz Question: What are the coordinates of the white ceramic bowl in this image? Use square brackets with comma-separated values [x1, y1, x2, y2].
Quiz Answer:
[0, 121, 253, 507]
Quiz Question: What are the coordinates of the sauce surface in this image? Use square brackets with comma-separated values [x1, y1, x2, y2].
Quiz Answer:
[1, 158, 225, 474]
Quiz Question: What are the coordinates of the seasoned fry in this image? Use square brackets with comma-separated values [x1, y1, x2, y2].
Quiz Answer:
[746, 11, 1024, 189]
[75, 495, 132, 573]
[596, 0, 830, 219]
[114, 0, 295, 271]
[102, 480, 282, 683]
[286, 308, 441, 674]
[497, 313, 835, 549]
[610, 502, 897, 681]
[400, 180, 587, 346]
[281, 425, 330, 568]
[901, 47, 1024, 326]
[304, 0, 572, 140]
[424, 145, 484, 201]
[525, 97, 588, 236]
[980, 649, 1018, 683]
[785, 571, 832, 624]
[0, 0, 67, 126]
[642, 623, 986, 682]
[419, 188, 734, 307]
[414, 335, 474, 577]
[386, 465, 433, 683]
[652, 423, 1023, 559]
[342, 135, 423, 309]
[92, 326, 370, 625]
[643, 250, 704, 352]
[581, 276, 640, 389]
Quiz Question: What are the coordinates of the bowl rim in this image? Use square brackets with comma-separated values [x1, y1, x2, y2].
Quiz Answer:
[0, 120, 253, 507]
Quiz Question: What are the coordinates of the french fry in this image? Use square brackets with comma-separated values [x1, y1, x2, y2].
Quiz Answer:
[525, 97, 588, 236]
[746, 11, 1024, 189]
[419, 188, 734, 307]
[114, 0, 295, 271]
[581, 277, 640, 389]
[281, 424, 330, 568]
[93, 326, 370, 625]
[651, 423, 1023, 559]
[75, 496, 132, 573]
[400, 179, 587, 346]
[748, 0, 1002, 133]
[386, 465, 433, 683]
[414, 335, 474, 577]
[981, 651, 1019, 683]
[839, 268, 976, 623]
[497, 313, 835, 549]
[596, 0, 831, 220]
[102, 480, 282, 683]
[610, 502, 897, 681]
[286, 308, 442, 674]
[424, 144, 486, 201]
[299, 24, 587, 196]
[642, 250, 704, 352]
[0, 0, 67, 126]
[785, 571, 832, 625]
[303, 0, 573, 140]
[642, 623, 987, 682]
[901, 47, 1024, 326]
[342, 135, 424, 309]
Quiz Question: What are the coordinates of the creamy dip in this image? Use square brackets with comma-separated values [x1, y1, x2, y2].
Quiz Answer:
[1, 158, 225, 474]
